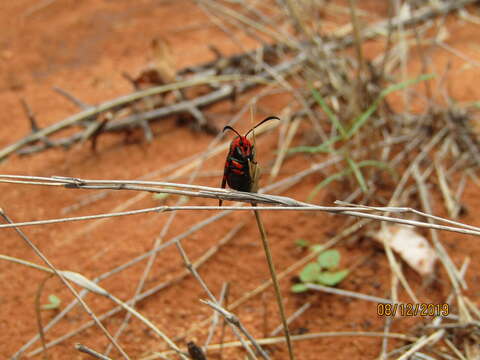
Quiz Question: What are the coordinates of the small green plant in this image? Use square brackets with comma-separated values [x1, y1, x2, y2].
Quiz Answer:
[41, 294, 61, 310]
[294, 238, 310, 248]
[291, 249, 349, 293]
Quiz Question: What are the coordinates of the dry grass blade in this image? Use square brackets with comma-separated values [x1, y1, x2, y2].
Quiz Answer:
[269, 115, 301, 181]
[396, 330, 445, 360]
[205, 282, 229, 350]
[34, 274, 54, 360]
[435, 159, 457, 218]
[75, 343, 114, 360]
[270, 303, 311, 337]
[200, 0, 296, 48]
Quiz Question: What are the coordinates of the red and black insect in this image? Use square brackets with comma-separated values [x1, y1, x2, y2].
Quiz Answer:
[219, 116, 280, 206]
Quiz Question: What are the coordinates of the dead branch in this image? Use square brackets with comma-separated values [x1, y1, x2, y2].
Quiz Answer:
[1, 0, 475, 161]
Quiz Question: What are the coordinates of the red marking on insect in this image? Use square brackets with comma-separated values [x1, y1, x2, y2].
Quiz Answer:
[219, 116, 280, 206]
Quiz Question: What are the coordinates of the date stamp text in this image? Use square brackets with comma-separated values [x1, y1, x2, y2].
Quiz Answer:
[377, 303, 449, 317]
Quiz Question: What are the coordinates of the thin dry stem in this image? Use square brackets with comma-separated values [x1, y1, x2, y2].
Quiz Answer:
[253, 206, 295, 360]
[270, 303, 311, 337]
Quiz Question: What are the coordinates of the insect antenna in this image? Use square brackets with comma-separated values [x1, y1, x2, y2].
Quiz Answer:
[223, 125, 242, 138]
[245, 116, 280, 137]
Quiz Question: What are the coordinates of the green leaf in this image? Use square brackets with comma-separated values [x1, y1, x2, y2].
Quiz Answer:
[299, 262, 320, 283]
[345, 156, 367, 193]
[311, 87, 347, 138]
[291, 283, 309, 293]
[317, 249, 341, 269]
[41, 294, 61, 310]
[295, 239, 310, 248]
[317, 270, 349, 286]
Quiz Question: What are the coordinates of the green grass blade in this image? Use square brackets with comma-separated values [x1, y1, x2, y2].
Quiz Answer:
[345, 156, 367, 193]
[357, 160, 398, 179]
[307, 169, 350, 200]
[311, 87, 347, 138]
[288, 135, 342, 154]
[308, 159, 396, 200]
[346, 99, 380, 138]
[347, 73, 436, 138]
[379, 73, 435, 98]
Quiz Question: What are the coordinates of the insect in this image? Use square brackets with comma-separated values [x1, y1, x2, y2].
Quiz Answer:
[219, 116, 280, 206]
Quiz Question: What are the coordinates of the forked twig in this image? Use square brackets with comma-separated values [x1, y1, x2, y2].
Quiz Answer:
[175, 225, 262, 360]
[205, 282, 229, 350]
[200, 299, 269, 359]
